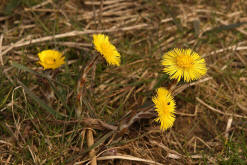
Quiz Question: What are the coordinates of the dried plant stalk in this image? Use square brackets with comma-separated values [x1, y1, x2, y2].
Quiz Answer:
[87, 129, 97, 165]
[76, 55, 99, 118]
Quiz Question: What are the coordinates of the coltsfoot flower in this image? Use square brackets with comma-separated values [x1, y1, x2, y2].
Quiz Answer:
[38, 50, 65, 70]
[152, 87, 176, 131]
[162, 48, 207, 82]
[93, 34, 121, 66]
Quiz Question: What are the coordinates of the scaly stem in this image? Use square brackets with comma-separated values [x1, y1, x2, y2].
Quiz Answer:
[76, 55, 99, 118]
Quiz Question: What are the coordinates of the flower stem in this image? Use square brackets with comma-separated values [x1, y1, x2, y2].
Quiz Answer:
[76, 55, 99, 118]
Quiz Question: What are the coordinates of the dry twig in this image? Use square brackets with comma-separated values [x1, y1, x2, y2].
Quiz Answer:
[87, 129, 97, 165]
[196, 97, 247, 119]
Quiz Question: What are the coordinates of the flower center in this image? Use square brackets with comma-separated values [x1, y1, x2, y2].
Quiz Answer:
[176, 55, 194, 68]
[161, 102, 170, 114]
[101, 43, 110, 53]
[45, 57, 56, 65]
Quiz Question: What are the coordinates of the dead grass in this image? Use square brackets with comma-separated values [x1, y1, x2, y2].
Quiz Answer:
[1, 0, 247, 164]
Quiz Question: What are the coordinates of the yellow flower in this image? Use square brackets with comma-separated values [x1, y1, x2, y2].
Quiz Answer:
[38, 50, 65, 70]
[93, 34, 121, 66]
[152, 87, 176, 131]
[162, 48, 207, 82]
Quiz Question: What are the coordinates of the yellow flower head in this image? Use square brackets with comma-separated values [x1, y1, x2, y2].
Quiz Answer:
[152, 87, 176, 131]
[162, 48, 207, 82]
[93, 34, 121, 66]
[38, 50, 65, 70]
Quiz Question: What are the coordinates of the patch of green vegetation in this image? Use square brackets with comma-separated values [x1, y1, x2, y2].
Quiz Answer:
[3, 0, 21, 15]
[217, 132, 247, 164]
[21, 0, 46, 7]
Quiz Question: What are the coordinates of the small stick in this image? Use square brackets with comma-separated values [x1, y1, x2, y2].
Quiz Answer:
[0, 34, 4, 65]
[167, 79, 179, 92]
[196, 97, 247, 119]
[173, 77, 212, 96]
[87, 129, 97, 165]
[225, 117, 233, 140]
[1, 24, 149, 58]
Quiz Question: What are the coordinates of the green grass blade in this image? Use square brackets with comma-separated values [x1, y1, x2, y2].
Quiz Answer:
[17, 80, 64, 119]
[11, 62, 67, 87]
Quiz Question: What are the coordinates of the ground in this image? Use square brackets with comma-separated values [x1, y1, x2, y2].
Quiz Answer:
[0, 0, 247, 164]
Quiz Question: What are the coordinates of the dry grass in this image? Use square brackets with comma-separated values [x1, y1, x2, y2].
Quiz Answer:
[1, 0, 247, 164]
